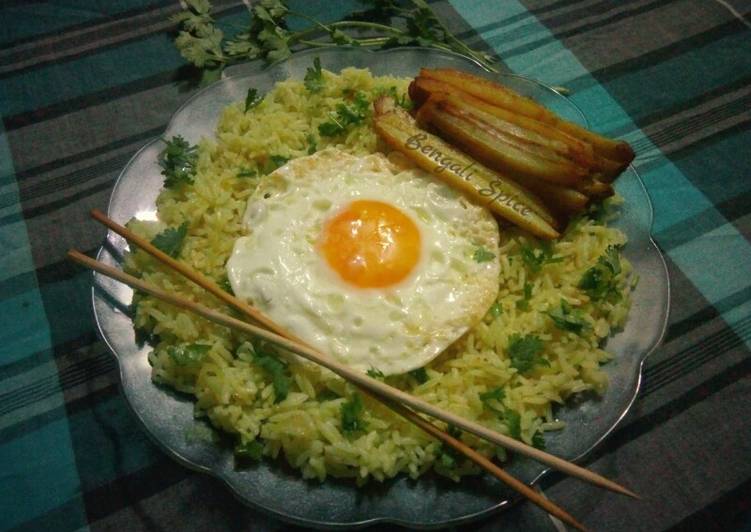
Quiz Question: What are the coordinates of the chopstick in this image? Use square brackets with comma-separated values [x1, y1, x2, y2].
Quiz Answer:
[70, 248, 587, 531]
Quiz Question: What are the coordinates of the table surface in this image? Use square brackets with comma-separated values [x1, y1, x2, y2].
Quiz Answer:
[2, 1, 750, 531]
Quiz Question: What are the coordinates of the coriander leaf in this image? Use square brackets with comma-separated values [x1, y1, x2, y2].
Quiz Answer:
[341, 393, 366, 435]
[159, 136, 198, 188]
[168, 343, 211, 366]
[489, 301, 502, 318]
[306, 133, 317, 155]
[151, 222, 189, 258]
[262, 154, 289, 174]
[532, 431, 546, 450]
[579, 246, 622, 302]
[318, 119, 345, 137]
[506, 334, 548, 374]
[318, 92, 370, 137]
[479, 387, 505, 403]
[218, 277, 234, 295]
[548, 299, 589, 335]
[479, 387, 505, 413]
[409, 367, 429, 384]
[516, 282, 532, 311]
[599, 245, 622, 275]
[253, 343, 290, 402]
[237, 167, 258, 178]
[244, 87, 263, 111]
[505, 410, 522, 440]
[304, 57, 324, 93]
[366, 367, 385, 379]
[439, 451, 456, 469]
[473, 246, 496, 263]
[234, 440, 264, 460]
[447, 424, 462, 438]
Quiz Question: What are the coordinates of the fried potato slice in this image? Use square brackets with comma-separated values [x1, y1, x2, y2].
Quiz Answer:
[419, 68, 635, 165]
[416, 96, 591, 186]
[410, 77, 597, 169]
[373, 97, 560, 240]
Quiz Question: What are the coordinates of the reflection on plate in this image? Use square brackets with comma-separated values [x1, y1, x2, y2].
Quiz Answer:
[92, 47, 669, 529]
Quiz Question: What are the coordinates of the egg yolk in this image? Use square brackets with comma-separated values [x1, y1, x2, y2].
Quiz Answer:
[319, 200, 421, 289]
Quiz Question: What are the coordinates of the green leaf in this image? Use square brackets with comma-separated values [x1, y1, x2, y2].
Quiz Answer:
[479, 387, 505, 413]
[151, 222, 189, 258]
[306, 133, 317, 155]
[520, 241, 561, 274]
[473, 246, 496, 263]
[244, 87, 263, 112]
[168, 343, 211, 366]
[505, 410, 522, 440]
[234, 440, 264, 460]
[579, 246, 622, 302]
[488, 301, 502, 318]
[252, 343, 290, 402]
[547, 300, 589, 335]
[341, 393, 366, 435]
[318, 92, 370, 137]
[438, 451, 456, 469]
[532, 431, 546, 450]
[261, 154, 289, 174]
[408, 367, 429, 384]
[506, 334, 548, 374]
[159, 136, 198, 188]
[218, 277, 234, 295]
[304, 57, 324, 93]
[366, 367, 385, 379]
[515, 282, 532, 311]
[237, 168, 258, 179]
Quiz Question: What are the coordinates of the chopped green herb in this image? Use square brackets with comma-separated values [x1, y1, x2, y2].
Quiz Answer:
[408, 367, 429, 384]
[548, 299, 589, 335]
[318, 92, 370, 137]
[237, 167, 258, 178]
[532, 431, 546, 450]
[252, 343, 290, 403]
[439, 451, 457, 469]
[159, 136, 198, 188]
[479, 387, 505, 413]
[306, 133, 317, 155]
[505, 410, 522, 439]
[473, 246, 496, 263]
[519, 241, 562, 273]
[366, 367, 385, 379]
[447, 424, 462, 438]
[304, 57, 324, 92]
[489, 301, 502, 318]
[341, 393, 366, 435]
[262, 154, 289, 174]
[168, 343, 211, 366]
[234, 439, 264, 460]
[507, 334, 548, 374]
[579, 246, 623, 303]
[151, 222, 188, 258]
[515, 282, 533, 311]
[218, 277, 234, 295]
[244, 87, 263, 112]
[479, 387, 505, 403]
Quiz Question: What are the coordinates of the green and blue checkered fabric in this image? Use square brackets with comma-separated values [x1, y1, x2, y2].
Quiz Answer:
[1, 1, 750, 530]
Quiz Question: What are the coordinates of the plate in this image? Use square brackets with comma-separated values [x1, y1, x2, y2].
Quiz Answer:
[92, 47, 670, 529]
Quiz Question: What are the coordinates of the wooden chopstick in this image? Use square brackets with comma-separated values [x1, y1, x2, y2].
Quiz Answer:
[71, 248, 587, 531]
[89, 209, 636, 500]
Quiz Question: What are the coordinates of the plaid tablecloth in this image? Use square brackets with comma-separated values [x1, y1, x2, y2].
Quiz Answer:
[2, 1, 750, 530]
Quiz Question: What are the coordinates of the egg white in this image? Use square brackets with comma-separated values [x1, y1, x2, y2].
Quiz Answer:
[226, 148, 500, 375]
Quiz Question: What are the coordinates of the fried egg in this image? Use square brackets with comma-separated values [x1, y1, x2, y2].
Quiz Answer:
[226, 148, 500, 375]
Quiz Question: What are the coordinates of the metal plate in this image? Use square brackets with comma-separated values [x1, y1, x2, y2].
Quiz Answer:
[92, 47, 670, 529]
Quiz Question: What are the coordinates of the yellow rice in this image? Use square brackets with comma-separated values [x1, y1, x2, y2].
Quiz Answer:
[125, 67, 633, 483]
